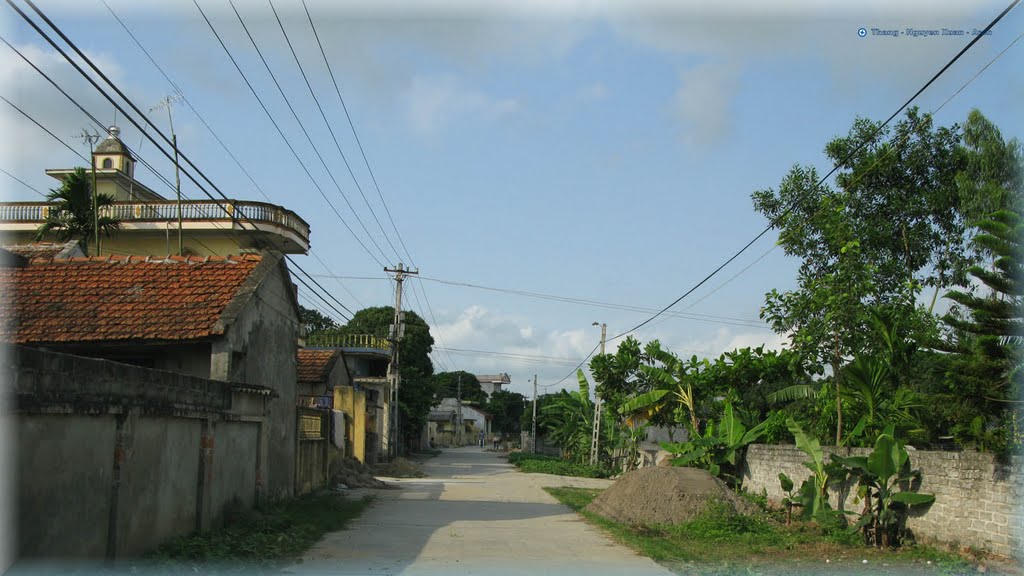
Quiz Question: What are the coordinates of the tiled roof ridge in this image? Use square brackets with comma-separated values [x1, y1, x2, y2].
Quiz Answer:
[33, 253, 262, 265]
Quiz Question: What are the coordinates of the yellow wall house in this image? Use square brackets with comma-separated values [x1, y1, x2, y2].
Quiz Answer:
[334, 386, 367, 464]
[0, 126, 309, 257]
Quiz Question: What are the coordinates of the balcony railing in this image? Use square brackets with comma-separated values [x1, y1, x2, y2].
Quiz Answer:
[306, 333, 391, 351]
[0, 199, 310, 241]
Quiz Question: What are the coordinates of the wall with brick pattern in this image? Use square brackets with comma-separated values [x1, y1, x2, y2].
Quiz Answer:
[741, 444, 1023, 558]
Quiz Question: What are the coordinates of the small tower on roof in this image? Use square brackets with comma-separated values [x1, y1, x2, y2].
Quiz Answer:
[92, 125, 135, 178]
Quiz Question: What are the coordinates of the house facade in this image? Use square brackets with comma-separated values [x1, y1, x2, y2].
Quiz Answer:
[474, 373, 510, 400]
[0, 249, 301, 501]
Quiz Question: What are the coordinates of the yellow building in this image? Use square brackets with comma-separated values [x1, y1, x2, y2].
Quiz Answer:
[0, 126, 309, 257]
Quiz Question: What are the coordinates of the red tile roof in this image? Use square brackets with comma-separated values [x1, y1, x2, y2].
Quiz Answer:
[297, 348, 342, 383]
[0, 254, 263, 344]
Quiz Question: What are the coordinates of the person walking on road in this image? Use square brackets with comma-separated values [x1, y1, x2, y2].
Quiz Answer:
[478, 430, 485, 448]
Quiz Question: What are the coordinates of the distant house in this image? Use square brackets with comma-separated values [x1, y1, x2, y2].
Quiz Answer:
[426, 398, 492, 447]
[0, 250, 301, 500]
[296, 348, 353, 490]
[474, 373, 510, 400]
[307, 334, 394, 463]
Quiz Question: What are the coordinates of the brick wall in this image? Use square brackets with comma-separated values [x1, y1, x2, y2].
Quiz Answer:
[741, 444, 1024, 558]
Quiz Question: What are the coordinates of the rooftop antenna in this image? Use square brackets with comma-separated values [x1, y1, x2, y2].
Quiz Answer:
[75, 127, 102, 256]
[150, 91, 185, 255]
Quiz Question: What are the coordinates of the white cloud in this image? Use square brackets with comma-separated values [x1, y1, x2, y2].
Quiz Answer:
[671, 61, 740, 148]
[406, 74, 521, 137]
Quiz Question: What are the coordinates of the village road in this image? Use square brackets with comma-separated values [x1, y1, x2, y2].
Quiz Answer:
[284, 446, 674, 576]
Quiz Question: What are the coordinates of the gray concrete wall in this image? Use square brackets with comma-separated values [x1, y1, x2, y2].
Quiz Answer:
[742, 444, 1024, 559]
[7, 346, 264, 560]
[212, 254, 299, 500]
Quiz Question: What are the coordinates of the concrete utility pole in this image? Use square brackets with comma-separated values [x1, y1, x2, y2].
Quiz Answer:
[531, 374, 538, 453]
[384, 263, 418, 459]
[589, 322, 607, 466]
[151, 93, 184, 255]
[77, 129, 102, 256]
[456, 373, 463, 446]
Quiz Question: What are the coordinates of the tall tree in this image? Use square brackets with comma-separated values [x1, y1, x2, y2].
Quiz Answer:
[753, 108, 968, 442]
[432, 371, 487, 404]
[299, 305, 340, 337]
[36, 167, 120, 254]
[486, 389, 527, 435]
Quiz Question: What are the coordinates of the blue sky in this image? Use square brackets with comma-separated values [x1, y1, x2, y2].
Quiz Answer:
[1, 1, 1021, 396]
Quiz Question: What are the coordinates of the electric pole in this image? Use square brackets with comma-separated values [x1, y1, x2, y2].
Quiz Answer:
[77, 129, 102, 256]
[531, 374, 538, 454]
[589, 322, 607, 466]
[456, 373, 463, 447]
[151, 93, 184, 255]
[384, 263, 418, 459]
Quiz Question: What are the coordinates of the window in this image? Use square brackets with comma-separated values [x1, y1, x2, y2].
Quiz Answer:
[101, 158, 112, 169]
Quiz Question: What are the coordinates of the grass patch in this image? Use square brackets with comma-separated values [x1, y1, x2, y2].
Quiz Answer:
[147, 492, 371, 567]
[545, 487, 978, 575]
[507, 452, 610, 478]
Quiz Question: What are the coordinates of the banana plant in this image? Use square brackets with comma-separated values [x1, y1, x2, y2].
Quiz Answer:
[786, 418, 844, 526]
[831, 425, 936, 547]
[778, 472, 799, 525]
[660, 401, 768, 486]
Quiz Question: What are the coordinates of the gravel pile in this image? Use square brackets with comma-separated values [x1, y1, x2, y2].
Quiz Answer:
[331, 456, 388, 489]
[585, 466, 757, 525]
[373, 457, 426, 478]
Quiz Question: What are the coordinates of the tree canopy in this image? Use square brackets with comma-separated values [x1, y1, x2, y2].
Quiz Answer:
[36, 167, 120, 255]
[432, 371, 487, 404]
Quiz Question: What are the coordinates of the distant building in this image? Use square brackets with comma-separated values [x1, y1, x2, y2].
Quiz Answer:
[474, 373, 511, 400]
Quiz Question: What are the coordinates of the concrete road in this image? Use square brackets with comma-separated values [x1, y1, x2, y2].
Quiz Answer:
[284, 446, 674, 576]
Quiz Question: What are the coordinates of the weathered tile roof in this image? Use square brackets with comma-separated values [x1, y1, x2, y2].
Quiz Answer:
[297, 348, 341, 383]
[0, 254, 262, 344]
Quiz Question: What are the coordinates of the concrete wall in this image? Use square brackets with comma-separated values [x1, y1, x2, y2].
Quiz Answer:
[211, 253, 299, 500]
[7, 346, 265, 559]
[335, 387, 366, 463]
[742, 444, 1024, 559]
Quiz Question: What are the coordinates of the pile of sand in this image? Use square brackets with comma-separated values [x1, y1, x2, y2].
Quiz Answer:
[584, 467, 757, 525]
[372, 457, 426, 478]
[331, 456, 388, 489]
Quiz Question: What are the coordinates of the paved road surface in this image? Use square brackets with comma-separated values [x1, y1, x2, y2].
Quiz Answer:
[285, 446, 674, 576]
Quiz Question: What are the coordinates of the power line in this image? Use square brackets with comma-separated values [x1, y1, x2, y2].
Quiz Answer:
[189, 0, 385, 270]
[604, 0, 1021, 345]
[9, 0, 356, 323]
[225, 0, 392, 265]
[301, 0, 416, 267]
[99, 0, 366, 312]
[268, 0, 402, 264]
[0, 166, 45, 197]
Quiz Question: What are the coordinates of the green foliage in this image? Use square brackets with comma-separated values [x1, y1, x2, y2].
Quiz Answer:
[507, 452, 609, 478]
[942, 207, 1023, 454]
[832, 427, 936, 548]
[36, 166, 120, 255]
[660, 401, 768, 487]
[299, 305, 340, 337]
[148, 493, 370, 564]
[486, 389, 528, 434]
[785, 418, 844, 527]
[432, 371, 486, 403]
[539, 369, 615, 464]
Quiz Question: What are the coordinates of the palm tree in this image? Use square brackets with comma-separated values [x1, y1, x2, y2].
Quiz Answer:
[35, 167, 120, 255]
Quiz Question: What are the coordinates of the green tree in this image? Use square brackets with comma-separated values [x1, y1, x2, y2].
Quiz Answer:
[299, 305, 340, 338]
[753, 109, 969, 442]
[36, 167, 120, 255]
[942, 208, 1023, 452]
[432, 371, 486, 404]
[486, 389, 527, 435]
